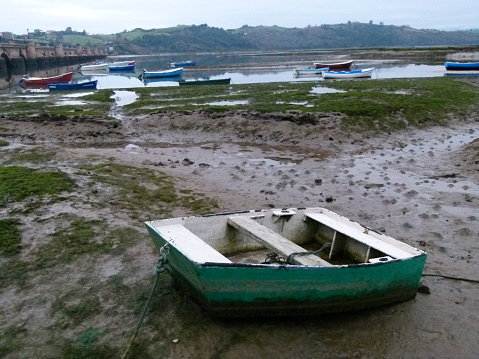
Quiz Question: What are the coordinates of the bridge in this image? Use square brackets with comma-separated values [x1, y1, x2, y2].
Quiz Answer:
[0, 40, 107, 77]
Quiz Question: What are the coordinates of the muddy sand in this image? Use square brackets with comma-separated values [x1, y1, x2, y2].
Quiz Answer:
[1, 103, 479, 358]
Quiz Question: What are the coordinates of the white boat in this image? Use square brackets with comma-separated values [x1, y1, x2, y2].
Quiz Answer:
[108, 60, 136, 71]
[109, 60, 135, 67]
[293, 67, 328, 77]
[79, 62, 109, 71]
[323, 67, 376, 79]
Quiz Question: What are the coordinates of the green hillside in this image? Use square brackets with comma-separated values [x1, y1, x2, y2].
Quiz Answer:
[29, 23, 479, 54]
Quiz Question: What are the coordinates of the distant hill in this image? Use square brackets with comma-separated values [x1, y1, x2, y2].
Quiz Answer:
[52, 22, 479, 54]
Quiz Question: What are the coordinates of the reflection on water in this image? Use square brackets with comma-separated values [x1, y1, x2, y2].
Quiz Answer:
[3, 53, 451, 94]
[113, 90, 138, 106]
[310, 86, 346, 94]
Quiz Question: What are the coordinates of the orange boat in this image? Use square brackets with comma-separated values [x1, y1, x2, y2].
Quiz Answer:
[19, 72, 74, 86]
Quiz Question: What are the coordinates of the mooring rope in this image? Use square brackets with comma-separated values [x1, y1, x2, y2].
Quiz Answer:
[121, 244, 170, 359]
[422, 273, 479, 284]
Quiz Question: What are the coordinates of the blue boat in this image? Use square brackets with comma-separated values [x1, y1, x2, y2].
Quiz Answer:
[140, 68, 184, 79]
[47, 80, 98, 91]
[171, 61, 196, 67]
[444, 62, 479, 71]
[109, 64, 136, 71]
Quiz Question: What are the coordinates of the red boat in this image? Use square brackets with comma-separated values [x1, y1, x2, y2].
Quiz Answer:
[313, 60, 354, 70]
[19, 72, 74, 86]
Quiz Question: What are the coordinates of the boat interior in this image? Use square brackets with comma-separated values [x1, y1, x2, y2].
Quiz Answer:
[147, 208, 422, 267]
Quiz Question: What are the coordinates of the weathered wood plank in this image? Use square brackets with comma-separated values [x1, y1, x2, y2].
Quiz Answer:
[228, 216, 332, 266]
[158, 224, 232, 264]
[304, 212, 412, 259]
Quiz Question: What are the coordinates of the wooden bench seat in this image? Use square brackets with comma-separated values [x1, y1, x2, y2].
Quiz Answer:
[228, 216, 332, 266]
[157, 224, 232, 264]
[304, 212, 413, 260]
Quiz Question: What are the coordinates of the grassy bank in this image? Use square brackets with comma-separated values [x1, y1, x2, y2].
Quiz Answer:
[5, 77, 478, 136]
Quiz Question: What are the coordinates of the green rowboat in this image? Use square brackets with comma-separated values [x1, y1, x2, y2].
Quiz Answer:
[145, 207, 426, 317]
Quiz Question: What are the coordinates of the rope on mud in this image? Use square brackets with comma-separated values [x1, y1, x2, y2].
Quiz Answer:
[121, 244, 170, 359]
[422, 273, 479, 284]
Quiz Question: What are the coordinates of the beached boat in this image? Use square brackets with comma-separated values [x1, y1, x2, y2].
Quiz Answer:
[140, 68, 184, 79]
[145, 207, 427, 317]
[18, 72, 74, 86]
[444, 62, 479, 71]
[178, 78, 231, 86]
[293, 67, 328, 77]
[79, 63, 109, 71]
[47, 80, 98, 91]
[109, 60, 136, 71]
[171, 61, 196, 67]
[313, 60, 354, 70]
[323, 67, 375, 79]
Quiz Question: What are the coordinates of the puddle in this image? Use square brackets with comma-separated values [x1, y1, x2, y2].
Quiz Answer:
[112, 90, 138, 106]
[276, 101, 314, 107]
[310, 86, 346, 94]
[203, 100, 249, 106]
[54, 100, 88, 106]
[63, 92, 95, 98]
[17, 94, 50, 98]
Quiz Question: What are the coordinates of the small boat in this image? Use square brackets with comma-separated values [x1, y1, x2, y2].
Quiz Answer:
[178, 78, 231, 86]
[145, 207, 426, 317]
[444, 62, 479, 71]
[293, 67, 328, 77]
[140, 68, 184, 79]
[171, 61, 196, 67]
[109, 60, 136, 71]
[47, 80, 98, 91]
[313, 60, 354, 70]
[142, 76, 182, 84]
[323, 67, 375, 79]
[79, 63, 109, 71]
[18, 72, 74, 86]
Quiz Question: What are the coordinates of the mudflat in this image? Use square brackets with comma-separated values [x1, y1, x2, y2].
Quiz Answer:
[1, 81, 478, 358]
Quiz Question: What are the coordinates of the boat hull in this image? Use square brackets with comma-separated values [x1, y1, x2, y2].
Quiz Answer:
[80, 63, 109, 71]
[146, 207, 426, 317]
[141, 68, 184, 78]
[444, 62, 479, 71]
[293, 67, 328, 77]
[47, 80, 98, 91]
[109, 64, 135, 71]
[314, 60, 353, 70]
[162, 254, 425, 317]
[19, 72, 74, 86]
[179, 78, 231, 86]
[323, 68, 375, 79]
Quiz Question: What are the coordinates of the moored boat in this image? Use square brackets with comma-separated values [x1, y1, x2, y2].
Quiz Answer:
[109, 60, 136, 71]
[178, 78, 231, 86]
[171, 60, 196, 67]
[444, 62, 479, 71]
[79, 63, 109, 71]
[47, 80, 98, 91]
[323, 67, 375, 79]
[18, 72, 74, 86]
[313, 60, 354, 70]
[145, 207, 427, 317]
[140, 68, 184, 79]
[293, 67, 328, 77]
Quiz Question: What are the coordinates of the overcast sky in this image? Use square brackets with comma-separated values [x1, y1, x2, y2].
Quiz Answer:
[3, 0, 479, 35]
